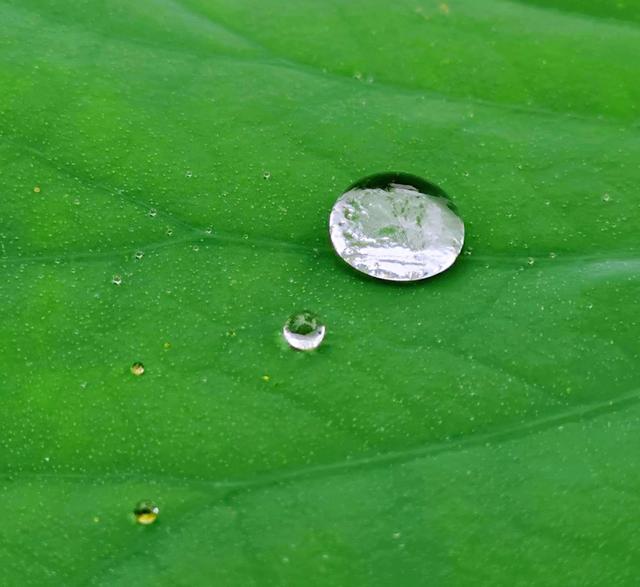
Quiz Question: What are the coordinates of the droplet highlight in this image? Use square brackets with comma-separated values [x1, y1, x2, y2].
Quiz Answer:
[329, 173, 464, 281]
[133, 500, 159, 525]
[283, 311, 325, 351]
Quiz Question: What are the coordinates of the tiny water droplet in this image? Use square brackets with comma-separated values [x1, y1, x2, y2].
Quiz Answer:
[283, 311, 326, 351]
[263, 171, 271, 180]
[549, 252, 556, 259]
[134, 500, 159, 525]
[204, 226, 213, 235]
[148, 208, 157, 217]
[112, 274, 122, 286]
[602, 193, 611, 202]
[185, 170, 193, 178]
[134, 251, 144, 260]
[33, 185, 41, 193]
[329, 173, 464, 281]
[166, 227, 174, 236]
[130, 362, 145, 376]
[527, 257, 535, 266]
[192, 245, 199, 252]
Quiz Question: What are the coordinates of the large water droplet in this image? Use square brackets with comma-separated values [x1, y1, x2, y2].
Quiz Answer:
[283, 311, 325, 351]
[133, 500, 159, 525]
[329, 173, 464, 281]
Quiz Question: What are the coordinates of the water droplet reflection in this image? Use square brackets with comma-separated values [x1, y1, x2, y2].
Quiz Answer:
[283, 311, 325, 351]
[130, 362, 145, 376]
[134, 500, 159, 525]
[329, 173, 464, 281]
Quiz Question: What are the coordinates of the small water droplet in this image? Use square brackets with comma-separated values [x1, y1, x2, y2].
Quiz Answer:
[185, 170, 193, 178]
[527, 257, 535, 266]
[283, 311, 326, 351]
[112, 274, 122, 286]
[130, 362, 145, 376]
[166, 227, 174, 236]
[148, 208, 157, 217]
[329, 173, 464, 281]
[134, 251, 144, 260]
[602, 193, 611, 202]
[549, 252, 556, 259]
[133, 500, 159, 525]
[33, 185, 41, 193]
[192, 244, 199, 252]
[204, 226, 213, 235]
[263, 171, 271, 180]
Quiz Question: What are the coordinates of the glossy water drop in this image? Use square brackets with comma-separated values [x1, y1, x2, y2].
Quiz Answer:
[33, 185, 41, 193]
[283, 311, 325, 351]
[263, 171, 271, 180]
[329, 173, 464, 281]
[134, 250, 144, 260]
[112, 274, 122, 286]
[148, 208, 157, 217]
[130, 362, 145, 376]
[133, 500, 159, 525]
[185, 170, 193, 178]
[602, 193, 611, 202]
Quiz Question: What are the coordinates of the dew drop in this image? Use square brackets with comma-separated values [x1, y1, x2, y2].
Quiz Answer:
[329, 173, 464, 281]
[602, 193, 611, 202]
[166, 227, 174, 236]
[185, 170, 193, 178]
[33, 185, 41, 193]
[133, 500, 159, 525]
[527, 257, 535, 266]
[148, 208, 157, 217]
[112, 274, 122, 286]
[263, 171, 271, 180]
[130, 362, 145, 376]
[283, 311, 326, 351]
[134, 251, 144, 260]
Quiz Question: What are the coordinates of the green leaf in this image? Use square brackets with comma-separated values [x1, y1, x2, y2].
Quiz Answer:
[1, 0, 639, 584]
